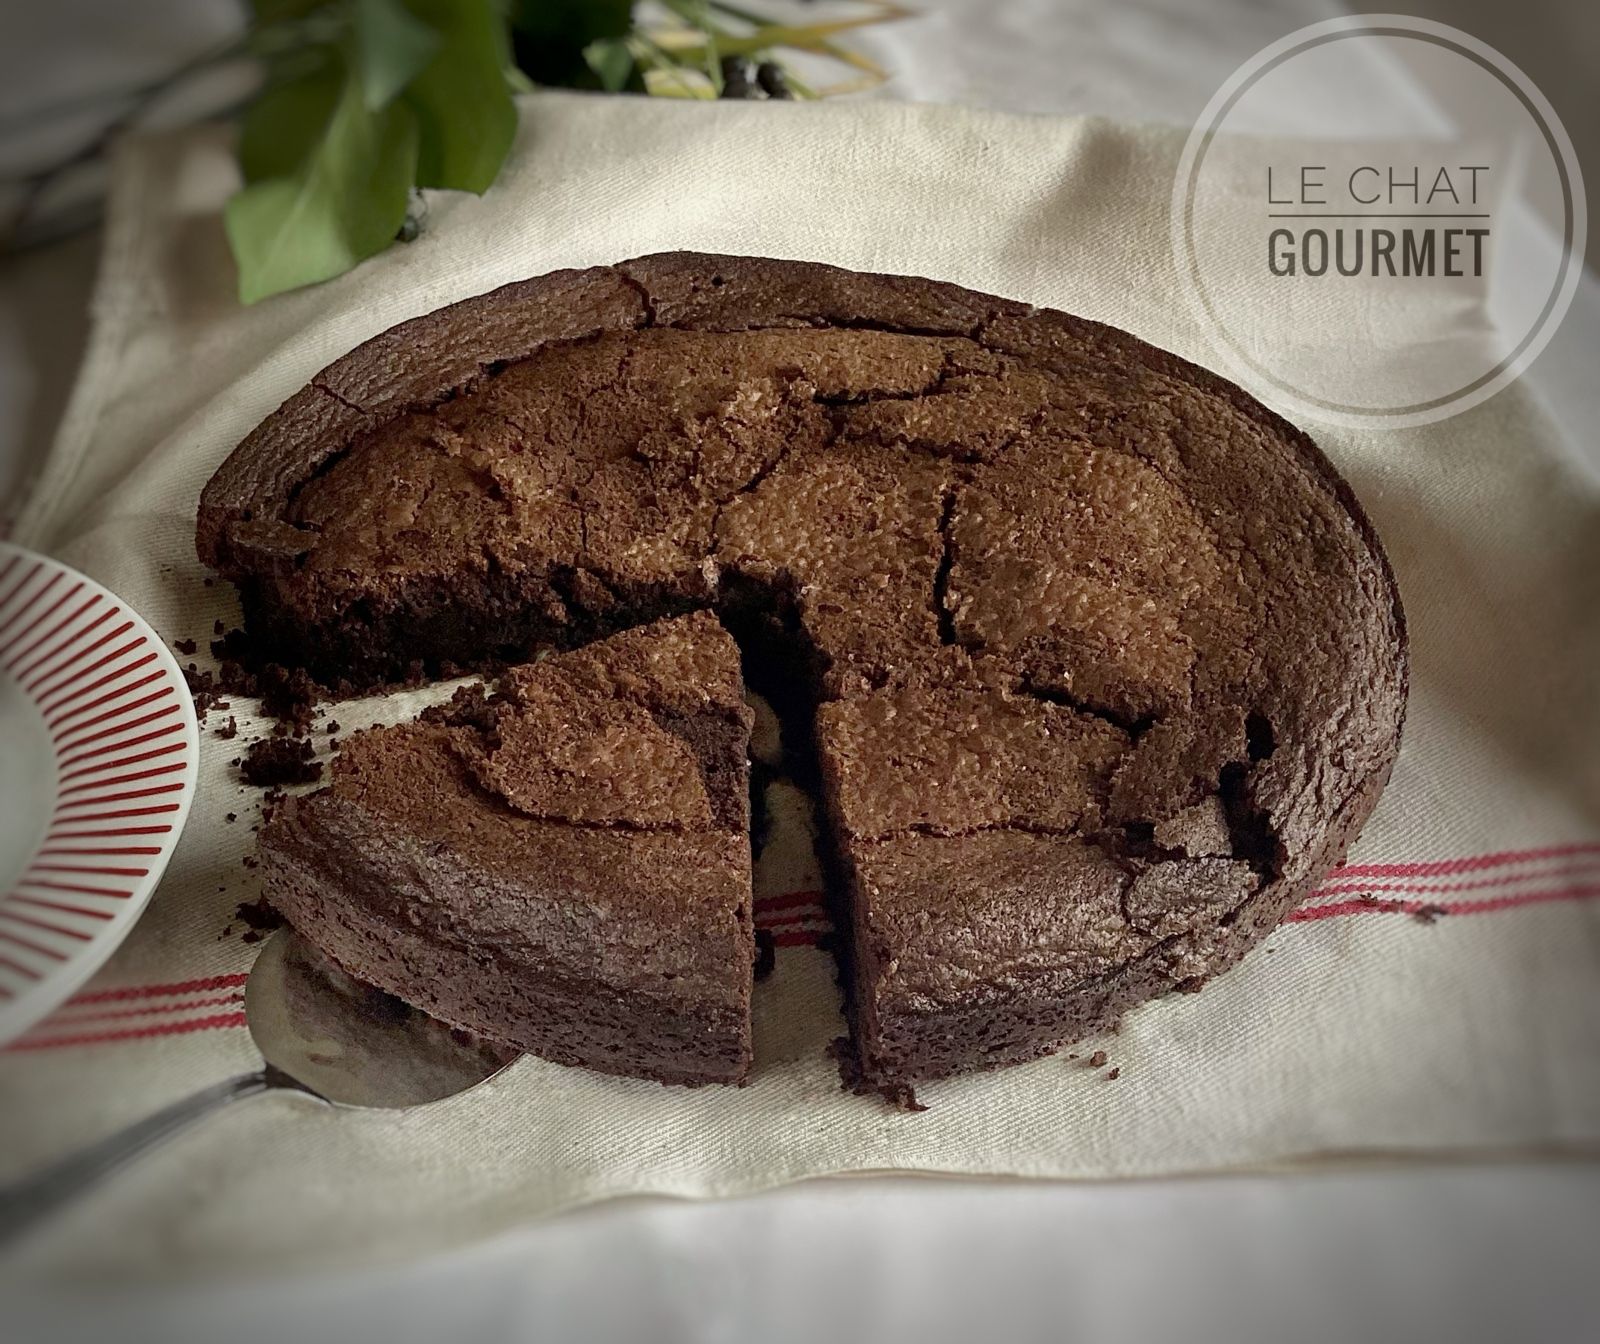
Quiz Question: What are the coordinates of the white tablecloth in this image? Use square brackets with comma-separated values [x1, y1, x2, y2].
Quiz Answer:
[2, 1, 1596, 1339]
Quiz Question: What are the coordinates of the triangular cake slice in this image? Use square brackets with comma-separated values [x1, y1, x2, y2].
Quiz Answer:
[259, 612, 757, 1085]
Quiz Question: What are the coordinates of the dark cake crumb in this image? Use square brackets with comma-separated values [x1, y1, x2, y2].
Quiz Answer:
[1107, 1067, 1121, 1080]
[1087, 1049, 1108, 1068]
[225, 812, 237, 823]
[1412, 903, 1448, 925]
[827, 1036, 928, 1112]
[216, 716, 238, 740]
[234, 897, 284, 944]
[182, 665, 228, 717]
[174, 638, 197, 656]
[240, 737, 322, 787]
[421, 682, 497, 730]
[213, 628, 322, 730]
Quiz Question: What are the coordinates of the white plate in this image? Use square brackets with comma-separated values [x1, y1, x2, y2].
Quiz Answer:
[0, 541, 199, 1044]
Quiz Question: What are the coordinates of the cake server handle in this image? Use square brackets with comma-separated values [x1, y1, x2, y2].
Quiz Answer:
[0, 1066, 305, 1244]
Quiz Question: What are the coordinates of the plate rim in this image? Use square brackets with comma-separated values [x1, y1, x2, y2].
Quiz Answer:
[0, 540, 200, 1046]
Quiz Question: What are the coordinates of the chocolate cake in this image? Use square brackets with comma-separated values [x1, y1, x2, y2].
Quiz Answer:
[206, 253, 1407, 1089]
[258, 613, 756, 1085]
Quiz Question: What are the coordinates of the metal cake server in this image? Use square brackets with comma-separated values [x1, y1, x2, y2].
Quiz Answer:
[0, 929, 516, 1242]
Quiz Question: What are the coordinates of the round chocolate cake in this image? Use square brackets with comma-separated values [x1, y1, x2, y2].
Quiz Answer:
[204, 253, 1407, 1089]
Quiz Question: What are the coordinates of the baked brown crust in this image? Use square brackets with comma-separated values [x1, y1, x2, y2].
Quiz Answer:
[259, 613, 757, 1086]
[214, 253, 1408, 1087]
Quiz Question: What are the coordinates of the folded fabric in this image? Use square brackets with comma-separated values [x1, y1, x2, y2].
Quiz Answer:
[3, 93, 1597, 1278]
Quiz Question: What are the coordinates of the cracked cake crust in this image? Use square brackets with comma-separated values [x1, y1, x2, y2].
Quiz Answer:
[208, 253, 1408, 1088]
[258, 613, 757, 1086]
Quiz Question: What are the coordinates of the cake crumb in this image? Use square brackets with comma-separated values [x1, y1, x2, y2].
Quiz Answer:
[216, 716, 238, 740]
[1087, 1049, 1108, 1068]
[1412, 903, 1448, 925]
[827, 1037, 928, 1112]
[234, 898, 283, 944]
[174, 638, 197, 656]
[240, 737, 322, 787]
[1107, 1067, 1121, 1080]
[182, 665, 228, 717]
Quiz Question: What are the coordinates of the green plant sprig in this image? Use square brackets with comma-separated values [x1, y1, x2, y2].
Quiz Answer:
[223, 0, 907, 302]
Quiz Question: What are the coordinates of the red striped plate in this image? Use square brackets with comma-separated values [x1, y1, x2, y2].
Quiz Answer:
[0, 542, 199, 1044]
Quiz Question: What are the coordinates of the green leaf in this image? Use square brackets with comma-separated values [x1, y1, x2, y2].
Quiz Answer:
[353, 0, 440, 109]
[512, 0, 632, 45]
[513, 0, 632, 86]
[237, 59, 341, 182]
[226, 73, 419, 304]
[401, 0, 517, 193]
[583, 37, 633, 92]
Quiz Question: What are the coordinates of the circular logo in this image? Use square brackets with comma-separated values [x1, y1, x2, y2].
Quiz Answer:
[1172, 15, 1586, 428]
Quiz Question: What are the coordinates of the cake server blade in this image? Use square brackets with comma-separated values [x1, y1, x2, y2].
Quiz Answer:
[0, 928, 516, 1243]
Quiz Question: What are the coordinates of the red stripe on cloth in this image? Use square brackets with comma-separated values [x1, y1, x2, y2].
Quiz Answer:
[1285, 881, 1600, 923]
[42, 993, 245, 1027]
[754, 889, 827, 914]
[4, 1011, 249, 1052]
[757, 910, 830, 933]
[771, 930, 824, 948]
[1312, 857, 1600, 901]
[67, 972, 251, 1005]
[1330, 843, 1600, 880]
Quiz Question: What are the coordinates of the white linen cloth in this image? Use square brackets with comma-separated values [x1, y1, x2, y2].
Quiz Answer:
[2, 91, 1597, 1277]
